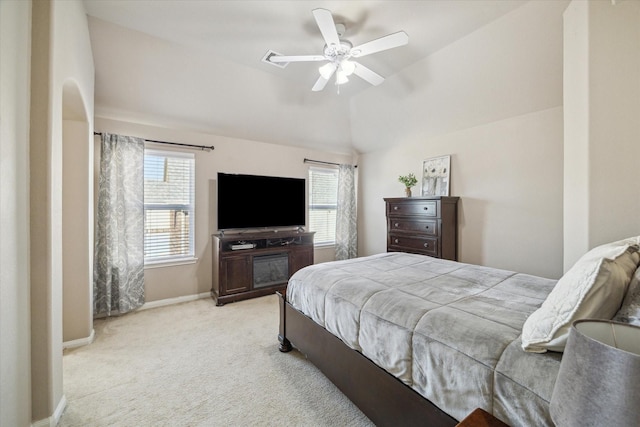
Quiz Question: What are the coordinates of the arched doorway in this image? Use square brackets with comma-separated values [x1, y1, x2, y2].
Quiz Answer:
[62, 80, 94, 345]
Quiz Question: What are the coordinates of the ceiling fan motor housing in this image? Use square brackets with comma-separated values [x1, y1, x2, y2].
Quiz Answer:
[324, 40, 353, 62]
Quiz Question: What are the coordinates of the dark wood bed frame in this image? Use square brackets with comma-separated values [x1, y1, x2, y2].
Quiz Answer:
[277, 292, 458, 427]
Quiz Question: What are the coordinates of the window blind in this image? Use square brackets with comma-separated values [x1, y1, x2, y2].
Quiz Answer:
[308, 167, 338, 245]
[144, 149, 195, 262]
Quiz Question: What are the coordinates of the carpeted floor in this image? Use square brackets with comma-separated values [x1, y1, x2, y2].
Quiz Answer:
[60, 295, 374, 426]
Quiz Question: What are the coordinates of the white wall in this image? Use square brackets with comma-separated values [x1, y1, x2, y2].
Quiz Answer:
[0, 1, 33, 425]
[354, 0, 567, 279]
[30, 0, 95, 423]
[563, 0, 640, 270]
[95, 117, 354, 302]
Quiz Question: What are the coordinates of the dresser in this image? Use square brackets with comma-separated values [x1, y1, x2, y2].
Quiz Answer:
[384, 196, 459, 261]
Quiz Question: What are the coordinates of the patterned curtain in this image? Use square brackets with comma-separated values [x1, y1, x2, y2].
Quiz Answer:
[335, 164, 357, 260]
[94, 133, 145, 316]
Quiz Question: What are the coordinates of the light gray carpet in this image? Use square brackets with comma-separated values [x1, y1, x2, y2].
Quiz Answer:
[60, 295, 374, 426]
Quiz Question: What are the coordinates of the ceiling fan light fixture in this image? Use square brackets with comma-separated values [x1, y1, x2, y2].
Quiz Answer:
[335, 71, 349, 85]
[340, 60, 356, 76]
[319, 62, 336, 79]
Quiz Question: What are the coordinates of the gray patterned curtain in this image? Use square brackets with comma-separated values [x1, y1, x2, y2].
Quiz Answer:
[335, 164, 357, 260]
[94, 133, 145, 316]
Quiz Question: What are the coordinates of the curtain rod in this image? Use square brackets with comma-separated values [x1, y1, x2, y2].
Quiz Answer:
[303, 158, 357, 168]
[94, 132, 214, 152]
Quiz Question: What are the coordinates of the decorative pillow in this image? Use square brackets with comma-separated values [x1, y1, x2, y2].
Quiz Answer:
[613, 266, 640, 326]
[521, 237, 640, 353]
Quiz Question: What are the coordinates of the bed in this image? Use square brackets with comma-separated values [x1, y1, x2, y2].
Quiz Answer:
[278, 236, 640, 426]
[278, 252, 562, 426]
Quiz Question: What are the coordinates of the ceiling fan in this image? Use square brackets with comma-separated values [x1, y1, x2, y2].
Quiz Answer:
[266, 8, 409, 92]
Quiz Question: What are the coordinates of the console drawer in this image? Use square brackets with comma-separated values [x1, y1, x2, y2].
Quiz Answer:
[387, 200, 437, 217]
[388, 235, 439, 257]
[388, 218, 438, 236]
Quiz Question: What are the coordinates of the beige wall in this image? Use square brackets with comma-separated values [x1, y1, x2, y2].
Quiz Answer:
[358, 108, 564, 279]
[0, 1, 33, 425]
[353, 1, 567, 279]
[29, 0, 56, 421]
[30, 0, 95, 423]
[63, 117, 93, 343]
[563, 0, 640, 270]
[563, 0, 590, 273]
[95, 117, 354, 302]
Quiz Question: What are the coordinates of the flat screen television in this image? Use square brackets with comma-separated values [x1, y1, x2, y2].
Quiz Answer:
[217, 173, 306, 230]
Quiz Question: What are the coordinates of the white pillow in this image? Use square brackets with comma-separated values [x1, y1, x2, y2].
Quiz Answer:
[521, 237, 640, 353]
[613, 266, 640, 326]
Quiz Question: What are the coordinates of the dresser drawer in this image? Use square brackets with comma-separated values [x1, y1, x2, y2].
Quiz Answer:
[387, 200, 437, 217]
[388, 235, 439, 257]
[388, 218, 438, 236]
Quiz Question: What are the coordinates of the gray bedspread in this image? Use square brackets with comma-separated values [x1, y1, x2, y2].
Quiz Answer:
[287, 252, 561, 427]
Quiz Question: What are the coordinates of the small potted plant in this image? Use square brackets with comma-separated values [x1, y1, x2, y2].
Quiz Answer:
[398, 173, 418, 197]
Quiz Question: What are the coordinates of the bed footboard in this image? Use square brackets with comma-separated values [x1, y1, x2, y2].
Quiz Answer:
[278, 291, 292, 353]
[277, 292, 457, 427]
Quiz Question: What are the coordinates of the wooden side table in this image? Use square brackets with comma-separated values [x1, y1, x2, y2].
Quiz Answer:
[456, 408, 510, 427]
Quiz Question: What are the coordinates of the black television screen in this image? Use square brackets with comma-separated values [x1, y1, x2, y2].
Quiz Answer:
[217, 173, 306, 230]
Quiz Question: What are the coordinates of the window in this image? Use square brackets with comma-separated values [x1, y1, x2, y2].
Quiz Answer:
[144, 149, 195, 264]
[308, 167, 338, 245]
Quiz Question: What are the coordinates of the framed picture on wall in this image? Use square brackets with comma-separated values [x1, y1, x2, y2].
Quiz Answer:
[421, 155, 450, 196]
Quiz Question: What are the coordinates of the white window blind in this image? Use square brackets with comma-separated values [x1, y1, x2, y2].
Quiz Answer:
[309, 167, 338, 245]
[144, 149, 195, 263]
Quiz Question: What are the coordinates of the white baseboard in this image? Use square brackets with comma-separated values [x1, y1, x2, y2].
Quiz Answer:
[63, 329, 95, 350]
[69, 294, 208, 348]
[32, 395, 66, 427]
[93, 293, 211, 319]
[53, 395, 67, 426]
[138, 292, 211, 311]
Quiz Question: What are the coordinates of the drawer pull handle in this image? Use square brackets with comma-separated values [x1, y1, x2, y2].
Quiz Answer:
[394, 239, 399, 244]
[394, 223, 399, 227]
[424, 243, 429, 248]
[425, 225, 429, 229]
[394, 206, 399, 210]
[423, 207, 429, 210]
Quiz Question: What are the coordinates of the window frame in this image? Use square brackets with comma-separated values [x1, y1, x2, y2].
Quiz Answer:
[308, 166, 339, 247]
[143, 148, 196, 267]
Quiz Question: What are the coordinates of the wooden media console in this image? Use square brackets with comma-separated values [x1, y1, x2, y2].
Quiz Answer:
[211, 230, 314, 306]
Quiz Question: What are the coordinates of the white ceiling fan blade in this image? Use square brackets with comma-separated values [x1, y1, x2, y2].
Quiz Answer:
[269, 55, 326, 63]
[353, 63, 385, 86]
[312, 76, 330, 92]
[312, 63, 337, 91]
[312, 8, 340, 47]
[350, 31, 409, 58]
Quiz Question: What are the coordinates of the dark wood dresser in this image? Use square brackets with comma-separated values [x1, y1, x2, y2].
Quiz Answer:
[384, 196, 459, 261]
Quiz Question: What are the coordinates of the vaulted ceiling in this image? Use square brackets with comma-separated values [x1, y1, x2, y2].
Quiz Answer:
[84, 0, 528, 154]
